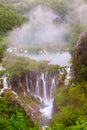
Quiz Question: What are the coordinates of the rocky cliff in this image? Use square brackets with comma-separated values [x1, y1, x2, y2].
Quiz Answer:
[73, 31, 87, 81]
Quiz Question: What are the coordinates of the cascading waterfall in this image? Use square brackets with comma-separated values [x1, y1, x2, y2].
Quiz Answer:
[1, 65, 70, 128]
[1, 68, 70, 122]
[25, 72, 56, 119]
[39, 74, 55, 121]
[0, 74, 18, 98]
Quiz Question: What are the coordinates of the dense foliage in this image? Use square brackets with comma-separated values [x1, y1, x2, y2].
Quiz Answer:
[0, 92, 39, 130]
[0, 2, 23, 62]
[0, 36, 7, 62]
[0, 2, 23, 34]
[47, 82, 87, 130]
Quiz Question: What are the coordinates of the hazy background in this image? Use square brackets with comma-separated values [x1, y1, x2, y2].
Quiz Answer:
[7, 0, 87, 50]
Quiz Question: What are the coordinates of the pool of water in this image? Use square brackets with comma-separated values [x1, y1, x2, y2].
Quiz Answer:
[24, 52, 71, 66]
[7, 48, 71, 66]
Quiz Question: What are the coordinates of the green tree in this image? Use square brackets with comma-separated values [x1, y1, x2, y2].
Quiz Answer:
[0, 8, 23, 34]
[0, 36, 7, 62]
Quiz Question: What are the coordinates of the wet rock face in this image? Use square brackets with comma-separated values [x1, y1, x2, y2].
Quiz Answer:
[73, 31, 87, 81]
[9, 71, 60, 97]
[9, 71, 37, 96]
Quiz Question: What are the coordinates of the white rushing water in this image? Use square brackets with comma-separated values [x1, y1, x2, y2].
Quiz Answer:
[0, 74, 18, 98]
[0, 74, 13, 96]
[2, 75, 8, 89]
[0, 75, 8, 95]
[26, 72, 56, 120]
[39, 73, 55, 119]
[64, 66, 71, 86]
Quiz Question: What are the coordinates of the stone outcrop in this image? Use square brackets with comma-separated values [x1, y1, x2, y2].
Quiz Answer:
[73, 31, 87, 81]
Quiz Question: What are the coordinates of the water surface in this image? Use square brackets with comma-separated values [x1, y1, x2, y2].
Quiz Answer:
[9, 48, 71, 66]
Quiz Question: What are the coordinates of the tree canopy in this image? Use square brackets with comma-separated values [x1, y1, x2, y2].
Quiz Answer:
[0, 2, 23, 34]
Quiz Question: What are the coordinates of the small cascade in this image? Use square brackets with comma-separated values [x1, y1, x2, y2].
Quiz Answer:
[64, 66, 71, 85]
[50, 77, 55, 101]
[0, 74, 18, 98]
[26, 74, 30, 93]
[0, 74, 9, 95]
[3, 75, 8, 89]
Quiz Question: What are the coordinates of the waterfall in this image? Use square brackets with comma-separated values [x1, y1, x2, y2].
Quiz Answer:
[0, 74, 9, 95]
[3, 75, 8, 89]
[0, 74, 18, 98]
[26, 72, 56, 120]
[64, 66, 71, 85]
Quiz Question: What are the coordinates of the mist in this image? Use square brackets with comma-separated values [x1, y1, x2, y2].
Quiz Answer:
[8, 1, 87, 50]
[9, 5, 70, 49]
[76, 4, 87, 25]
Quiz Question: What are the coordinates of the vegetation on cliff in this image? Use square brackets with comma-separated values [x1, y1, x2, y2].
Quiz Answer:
[73, 31, 87, 81]
[0, 2, 23, 63]
[2, 54, 61, 80]
[0, 90, 39, 130]
[0, 2, 23, 34]
[48, 82, 87, 129]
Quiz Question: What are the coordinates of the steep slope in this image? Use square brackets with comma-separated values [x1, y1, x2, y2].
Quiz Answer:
[73, 31, 87, 81]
